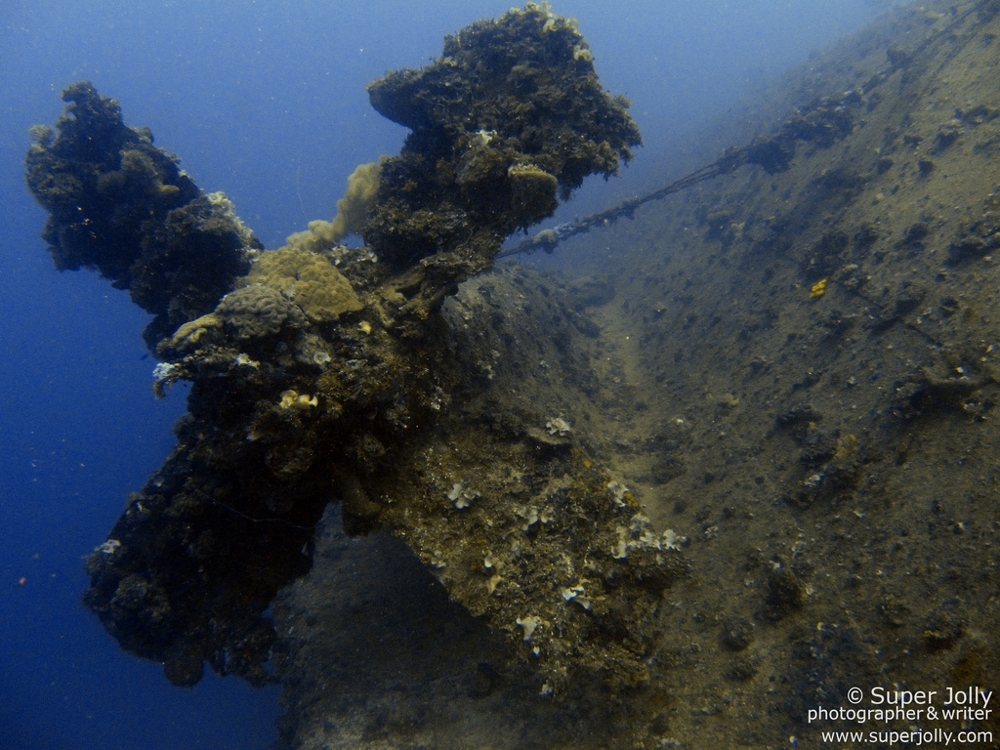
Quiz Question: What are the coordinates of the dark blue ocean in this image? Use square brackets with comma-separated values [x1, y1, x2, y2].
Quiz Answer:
[0, 1, 889, 747]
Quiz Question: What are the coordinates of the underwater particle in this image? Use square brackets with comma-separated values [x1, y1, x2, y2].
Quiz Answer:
[279, 390, 319, 409]
[520, 506, 540, 530]
[662, 529, 685, 551]
[545, 416, 572, 436]
[97, 539, 122, 555]
[153, 362, 176, 380]
[607, 480, 630, 507]
[803, 473, 824, 489]
[810, 278, 827, 298]
[234, 352, 259, 368]
[561, 583, 592, 610]
[447, 480, 479, 509]
[151, 361, 184, 398]
[152, 362, 179, 387]
[610, 514, 686, 563]
[516, 615, 542, 641]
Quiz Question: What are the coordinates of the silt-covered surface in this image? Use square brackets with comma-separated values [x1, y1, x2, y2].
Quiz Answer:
[273, 1, 1000, 747]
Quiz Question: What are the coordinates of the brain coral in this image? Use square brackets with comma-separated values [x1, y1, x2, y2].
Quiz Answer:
[244, 247, 364, 324]
[216, 283, 303, 339]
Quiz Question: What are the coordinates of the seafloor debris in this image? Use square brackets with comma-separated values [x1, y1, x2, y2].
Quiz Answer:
[26, 4, 668, 691]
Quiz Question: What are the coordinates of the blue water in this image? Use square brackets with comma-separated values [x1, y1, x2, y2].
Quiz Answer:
[0, 1, 887, 747]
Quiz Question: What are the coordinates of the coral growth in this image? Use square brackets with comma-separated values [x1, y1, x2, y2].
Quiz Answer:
[363, 2, 641, 268]
[24, 82, 260, 351]
[29, 6, 651, 694]
[243, 246, 364, 324]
